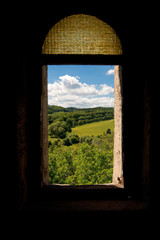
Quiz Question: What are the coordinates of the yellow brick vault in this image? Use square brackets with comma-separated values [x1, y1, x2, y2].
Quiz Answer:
[42, 14, 122, 55]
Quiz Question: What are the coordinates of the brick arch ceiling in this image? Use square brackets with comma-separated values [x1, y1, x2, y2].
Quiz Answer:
[42, 14, 122, 55]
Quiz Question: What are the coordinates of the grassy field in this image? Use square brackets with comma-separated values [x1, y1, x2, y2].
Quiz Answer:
[48, 119, 114, 143]
[72, 119, 114, 137]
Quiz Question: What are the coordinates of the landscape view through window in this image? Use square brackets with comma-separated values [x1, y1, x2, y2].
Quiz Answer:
[48, 65, 115, 185]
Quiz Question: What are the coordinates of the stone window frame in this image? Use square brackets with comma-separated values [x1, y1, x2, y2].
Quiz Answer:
[40, 54, 123, 189]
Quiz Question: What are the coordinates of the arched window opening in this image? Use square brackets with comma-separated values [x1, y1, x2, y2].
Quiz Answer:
[41, 14, 123, 188]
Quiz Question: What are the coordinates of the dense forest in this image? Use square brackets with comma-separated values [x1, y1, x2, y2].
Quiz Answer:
[48, 105, 114, 185]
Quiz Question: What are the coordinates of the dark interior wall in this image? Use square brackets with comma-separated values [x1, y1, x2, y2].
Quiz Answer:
[12, 2, 155, 212]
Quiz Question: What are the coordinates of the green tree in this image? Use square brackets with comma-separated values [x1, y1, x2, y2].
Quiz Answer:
[49, 148, 75, 184]
[48, 114, 53, 125]
[66, 118, 73, 128]
[48, 120, 71, 138]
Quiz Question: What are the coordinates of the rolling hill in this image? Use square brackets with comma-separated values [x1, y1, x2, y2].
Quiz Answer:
[72, 119, 114, 137]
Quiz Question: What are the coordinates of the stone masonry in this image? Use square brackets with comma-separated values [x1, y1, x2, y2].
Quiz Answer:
[113, 65, 123, 185]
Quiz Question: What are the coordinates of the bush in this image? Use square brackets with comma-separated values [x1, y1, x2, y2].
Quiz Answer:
[69, 134, 80, 144]
[48, 140, 52, 148]
[80, 136, 92, 145]
[63, 137, 72, 146]
[92, 137, 102, 146]
[107, 128, 111, 134]
[63, 133, 80, 146]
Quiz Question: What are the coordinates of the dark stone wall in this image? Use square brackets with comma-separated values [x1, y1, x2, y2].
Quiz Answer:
[12, 3, 155, 213]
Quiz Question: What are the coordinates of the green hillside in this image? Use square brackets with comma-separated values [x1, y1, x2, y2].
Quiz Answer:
[48, 105, 114, 129]
[72, 119, 114, 137]
[48, 105, 114, 114]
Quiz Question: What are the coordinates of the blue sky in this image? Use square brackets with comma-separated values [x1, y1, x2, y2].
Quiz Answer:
[48, 65, 115, 108]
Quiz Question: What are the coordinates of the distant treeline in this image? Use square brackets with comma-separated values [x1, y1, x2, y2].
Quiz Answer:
[48, 105, 114, 128]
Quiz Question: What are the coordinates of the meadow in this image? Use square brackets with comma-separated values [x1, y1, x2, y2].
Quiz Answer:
[72, 119, 114, 137]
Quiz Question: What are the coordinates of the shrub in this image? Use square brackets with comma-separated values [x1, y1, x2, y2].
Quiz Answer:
[69, 134, 80, 144]
[48, 140, 52, 148]
[107, 128, 111, 134]
[63, 137, 72, 146]
[63, 134, 80, 146]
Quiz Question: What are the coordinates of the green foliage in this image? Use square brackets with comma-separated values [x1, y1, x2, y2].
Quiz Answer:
[107, 128, 111, 134]
[48, 106, 114, 128]
[49, 141, 113, 185]
[48, 105, 114, 185]
[80, 136, 93, 145]
[63, 137, 72, 146]
[48, 120, 71, 139]
[49, 131, 114, 185]
[63, 133, 80, 146]
[73, 143, 113, 184]
[49, 149, 74, 184]
[68, 133, 80, 144]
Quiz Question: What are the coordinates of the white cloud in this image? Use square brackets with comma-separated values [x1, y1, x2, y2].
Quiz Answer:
[48, 74, 114, 108]
[106, 69, 115, 75]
